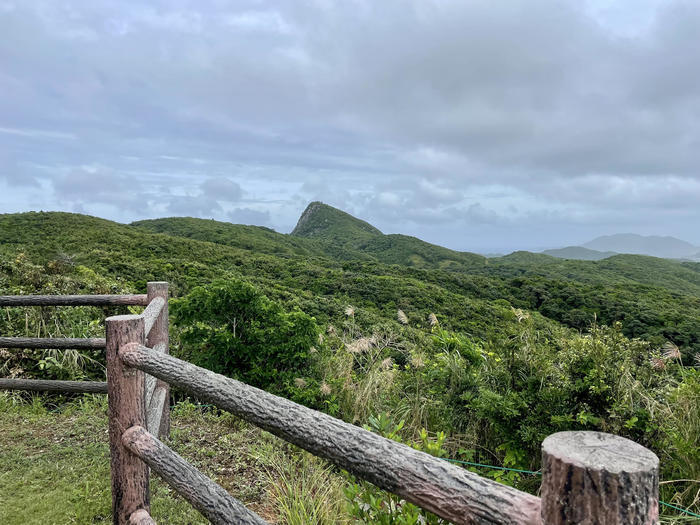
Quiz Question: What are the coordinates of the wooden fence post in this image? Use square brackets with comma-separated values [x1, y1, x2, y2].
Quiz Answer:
[146, 282, 169, 439]
[106, 314, 149, 525]
[541, 431, 659, 525]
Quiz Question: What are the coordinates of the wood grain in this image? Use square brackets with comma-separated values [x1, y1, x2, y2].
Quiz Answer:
[0, 337, 105, 349]
[0, 378, 107, 393]
[145, 282, 169, 439]
[0, 294, 148, 306]
[106, 315, 149, 525]
[541, 431, 659, 525]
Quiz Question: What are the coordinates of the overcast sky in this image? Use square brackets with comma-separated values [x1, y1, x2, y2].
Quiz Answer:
[1, 0, 699, 253]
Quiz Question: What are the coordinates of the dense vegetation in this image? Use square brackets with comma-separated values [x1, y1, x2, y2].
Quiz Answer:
[1, 205, 699, 522]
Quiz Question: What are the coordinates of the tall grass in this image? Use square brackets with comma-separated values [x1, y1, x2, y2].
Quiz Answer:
[250, 441, 350, 525]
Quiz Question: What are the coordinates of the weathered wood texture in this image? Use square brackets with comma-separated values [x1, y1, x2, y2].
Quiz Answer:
[123, 425, 268, 525]
[120, 344, 541, 525]
[145, 282, 169, 438]
[128, 509, 156, 525]
[106, 315, 149, 525]
[144, 343, 166, 405]
[146, 386, 167, 435]
[142, 297, 165, 337]
[0, 378, 108, 393]
[145, 374, 156, 405]
[0, 337, 106, 349]
[0, 294, 148, 306]
[541, 431, 659, 525]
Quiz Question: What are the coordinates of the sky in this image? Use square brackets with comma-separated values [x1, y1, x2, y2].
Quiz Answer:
[1, 0, 699, 253]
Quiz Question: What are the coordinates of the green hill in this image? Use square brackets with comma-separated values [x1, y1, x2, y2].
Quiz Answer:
[291, 201, 382, 240]
[291, 201, 486, 270]
[131, 216, 330, 259]
[542, 246, 616, 260]
[1, 208, 699, 519]
[2, 207, 698, 356]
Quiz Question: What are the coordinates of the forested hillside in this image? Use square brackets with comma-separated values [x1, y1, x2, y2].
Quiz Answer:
[1, 206, 699, 521]
[135, 203, 700, 357]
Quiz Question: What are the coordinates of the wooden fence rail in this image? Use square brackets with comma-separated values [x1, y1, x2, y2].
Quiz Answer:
[0, 336, 106, 349]
[2, 282, 662, 525]
[144, 282, 169, 438]
[0, 378, 108, 393]
[123, 425, 267, 525]
[119, 342, 542, 524]
[0, 283, 169, 436]
[0, 294, 148, 306]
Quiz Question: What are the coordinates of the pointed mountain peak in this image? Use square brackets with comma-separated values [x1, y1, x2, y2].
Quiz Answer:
[291, 202, 382, 240]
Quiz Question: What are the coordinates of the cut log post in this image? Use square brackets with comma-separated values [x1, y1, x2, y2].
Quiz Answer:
[0, 378, 107, 393]
[106, 314, 149, 525]
[146, 282, 169, 439]
[541, 431, 659, 525]
[123, 425, 268, 525]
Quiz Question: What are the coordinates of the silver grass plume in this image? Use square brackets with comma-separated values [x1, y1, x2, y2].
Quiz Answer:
[397, 309, 408, 325]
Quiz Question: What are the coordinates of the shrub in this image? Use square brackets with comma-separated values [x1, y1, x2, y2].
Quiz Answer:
[172, 279, 319, 396]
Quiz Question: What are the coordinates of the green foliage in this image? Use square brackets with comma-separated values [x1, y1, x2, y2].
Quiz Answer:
[344, 413, 447, 524]
[1, 207, 699, 519]
[172, 279, 319, 395]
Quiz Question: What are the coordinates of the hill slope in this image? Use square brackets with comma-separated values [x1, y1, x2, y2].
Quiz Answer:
[131, 216, 330, 259]
[291, 202, 486, 270]
[542, 246, 616, 261]
[291, 201, 382, 241]
[2, 208, 699, 355]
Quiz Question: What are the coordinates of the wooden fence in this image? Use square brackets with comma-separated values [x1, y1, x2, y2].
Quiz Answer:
[0, 282, 661, 525]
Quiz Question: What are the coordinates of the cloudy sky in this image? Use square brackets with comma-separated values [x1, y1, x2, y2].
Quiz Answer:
[1, 0, 699, 253]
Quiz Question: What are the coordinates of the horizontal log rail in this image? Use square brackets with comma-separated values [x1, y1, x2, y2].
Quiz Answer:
[119, 343, 541, 525]
[0, 336, 106, 349]
[0, 294, 148, 307]
[0, 378, 108, 393]
[123, 426, 268, 525]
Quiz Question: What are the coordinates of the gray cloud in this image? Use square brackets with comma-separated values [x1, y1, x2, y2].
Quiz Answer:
[200, 177, 243, 202]
[228, 207, 271, 226]
[0, 1, 699, 252]
[53, 165, 145, 212]
[166, 194, 221, 217]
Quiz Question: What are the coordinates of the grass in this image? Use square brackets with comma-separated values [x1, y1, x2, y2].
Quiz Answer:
[0, 394, 351, 524]
[2, 393, 695, 524]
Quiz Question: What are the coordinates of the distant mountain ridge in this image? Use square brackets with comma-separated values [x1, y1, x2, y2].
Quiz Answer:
[544, 234, 699, 261]
[583, 233, 699, 259]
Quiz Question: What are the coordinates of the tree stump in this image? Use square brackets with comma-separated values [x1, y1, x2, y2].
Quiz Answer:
[541, 431, 659, 525]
